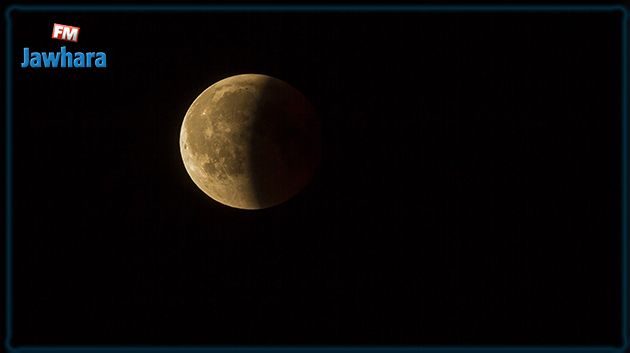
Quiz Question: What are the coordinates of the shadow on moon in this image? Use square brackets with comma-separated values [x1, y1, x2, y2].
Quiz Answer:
[247, 77, 321, 209]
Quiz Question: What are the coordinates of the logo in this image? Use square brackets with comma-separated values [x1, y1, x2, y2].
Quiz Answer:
[21, 23, 107, 69]
[51, 23, 80, 42]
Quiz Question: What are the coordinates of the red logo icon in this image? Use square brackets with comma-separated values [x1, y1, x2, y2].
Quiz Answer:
[51, 23, 80, 42]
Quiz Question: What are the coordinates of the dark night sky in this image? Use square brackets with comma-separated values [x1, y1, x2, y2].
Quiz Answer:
[8, 8, 624, 346]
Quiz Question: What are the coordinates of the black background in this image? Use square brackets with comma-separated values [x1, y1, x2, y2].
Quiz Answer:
[8, 9, 624, 346]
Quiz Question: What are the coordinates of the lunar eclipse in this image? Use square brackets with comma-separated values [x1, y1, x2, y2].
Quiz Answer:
[180, 74, 320, 209]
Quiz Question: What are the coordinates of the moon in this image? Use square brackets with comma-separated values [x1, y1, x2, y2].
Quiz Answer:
[180, 74, 320, 210]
